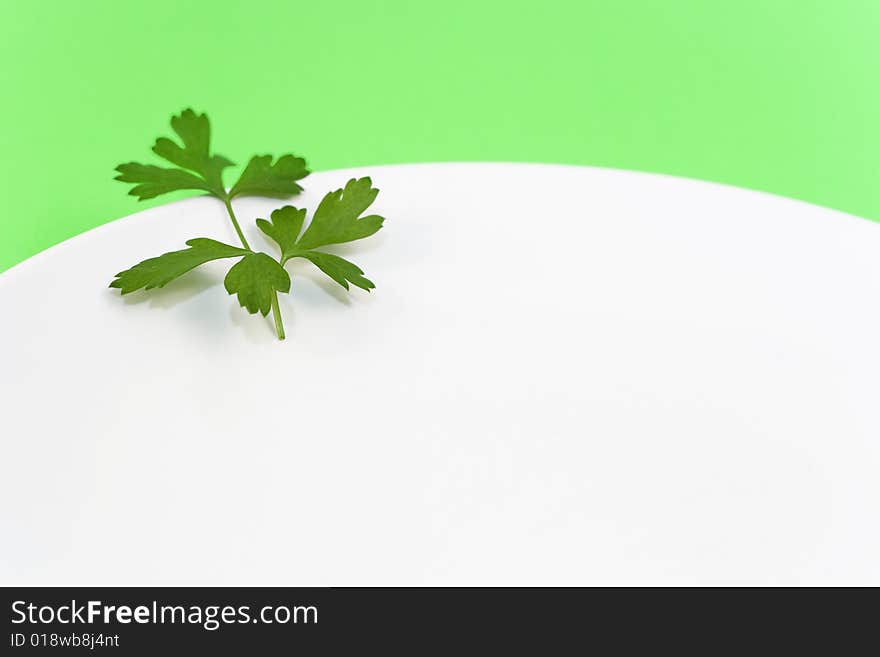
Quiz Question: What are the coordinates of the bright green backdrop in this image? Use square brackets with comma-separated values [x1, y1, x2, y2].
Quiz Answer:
[1, 1, 878, 272]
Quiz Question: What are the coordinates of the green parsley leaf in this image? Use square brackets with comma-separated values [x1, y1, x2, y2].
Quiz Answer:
[224, 252, 291, 316]
[254, 206, 306, 261]
[255, 179, 384, 292]
[298, 252, 375, 291]
[113, 163, 213, 201]
[110, 238, 248, 294]
[151, 109, 234, 194]
[115, 109, 234, 200]
[229, 155, 310, 199]
[111, 110, 384, 340]
[297, 177, 384, 249]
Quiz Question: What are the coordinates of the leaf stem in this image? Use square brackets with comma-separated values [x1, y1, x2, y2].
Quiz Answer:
[221, 194, 286, 340]
[271, 292, 286, 340]
[222, 196, 251, 251]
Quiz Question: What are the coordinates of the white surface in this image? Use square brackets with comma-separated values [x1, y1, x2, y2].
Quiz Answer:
[1, 163, 879, 586]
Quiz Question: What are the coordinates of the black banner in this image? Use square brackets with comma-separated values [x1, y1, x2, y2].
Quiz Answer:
[1, 587, 872, 653]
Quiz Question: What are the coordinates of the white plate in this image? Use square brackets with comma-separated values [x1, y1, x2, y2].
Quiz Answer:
[2, 163, 879, 586]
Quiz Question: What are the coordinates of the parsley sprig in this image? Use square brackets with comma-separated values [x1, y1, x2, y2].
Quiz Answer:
[111, 109, 384, 340]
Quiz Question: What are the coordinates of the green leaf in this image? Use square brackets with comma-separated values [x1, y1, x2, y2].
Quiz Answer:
[110, 109, 386, 340]
[114, 163, 213, 201]
[151, 109, 212, 171]
[224, 252, 291, 316]
[115, 108, 233, 200]
[229, 154, 309, 199]
[110, 238, 247, 294]
[255, 185, 383, 294]
[296, 177, 384, 249]
[256, 205, 307, 260]
[298, 251, 375, 291]
[151, 108, 233, 193]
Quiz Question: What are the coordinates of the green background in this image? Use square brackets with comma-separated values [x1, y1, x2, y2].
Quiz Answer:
[2, 0, 878, 272]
